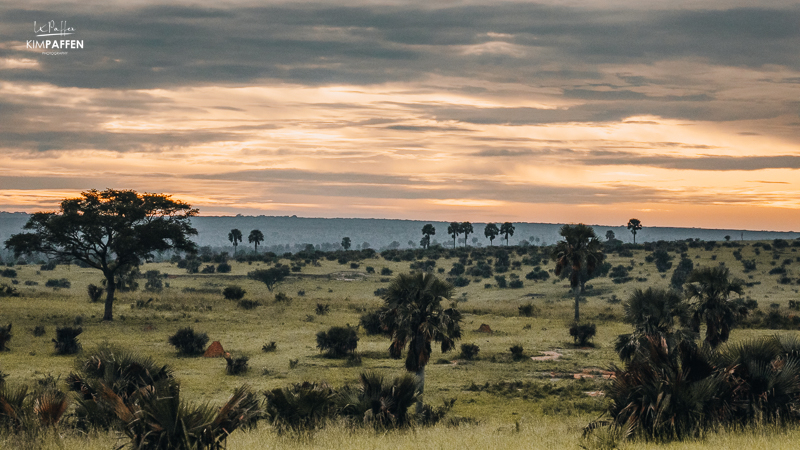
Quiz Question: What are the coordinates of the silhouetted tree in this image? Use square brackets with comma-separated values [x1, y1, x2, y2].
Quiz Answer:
[248, 265, 291, 292]
[4, 189, 197, 321]
[500, 222, 515, 246]
[460, 222, 473, 248]
[627, 219, 642, 244]
[341, 237, 351, 251]
[484, 223, 499, 246]
[615, 287, 692, 363]
[685, 266, 746, 348]
[228, 229, 243, 255]
[606, 230, 615, 241]
[551, 224, 604, 322]
[248, 229, 264, 253]
[421, 224, 436, 250]
[447, 222, 460, 249]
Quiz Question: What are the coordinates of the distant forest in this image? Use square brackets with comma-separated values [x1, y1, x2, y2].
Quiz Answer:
[2, 212, 797, 258]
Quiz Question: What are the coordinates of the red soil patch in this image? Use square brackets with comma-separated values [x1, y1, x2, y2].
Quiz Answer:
[204, 341, 225, 358]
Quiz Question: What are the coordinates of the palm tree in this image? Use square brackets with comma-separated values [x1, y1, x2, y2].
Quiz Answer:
[484, 223, 499, 246]
[421, 224, 436, 250]
[228, 229, 243, 255]
[614, 287, 692, 363]
[380, 273, 462, 412]
[460, 222, 473, 247]
[685, 266, 746, 348]
[248, 229, 264, 253]
[447, 222, 460, 249]
[551, 224, 604, 322]
[500, 222, 515, 246]
[627, 218, 642, 244]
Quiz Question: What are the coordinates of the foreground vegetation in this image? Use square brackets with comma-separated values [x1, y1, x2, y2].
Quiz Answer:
[2, 235, 800, 448]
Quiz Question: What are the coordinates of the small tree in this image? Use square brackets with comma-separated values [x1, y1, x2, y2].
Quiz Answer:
[484, 223, 499, 246]
[228, 229, 243, 255]
[248, 265, 291, 292]
[500, 222, 515, 246]
[460, 222, 473, 248]
[421, 224, 436, 250]
[223, 286, 246, 301]
[627, 218, 642, 244]
[5, 189, 197, 321]
[248, 229, 264, 253]
[168, 327, 209, 356]
[551, 224, 604, 322]
[606, 230, 615, 241]
[447, 222, 460, 249]
[341, 237, 351, 251]
[316, 326, 358, 358]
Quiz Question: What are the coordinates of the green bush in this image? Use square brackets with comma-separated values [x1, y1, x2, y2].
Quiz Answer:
[238, 299, 260, 310]
[316, 326, 358, 358]
[168, 327, 208, 356]
[223, 286, 246, 301]
[217, 262, 232, 273]
[510, 345, 525, 361]
[225, 354, 249, 375]
[460, 343, 480, 360]
[53, 326, 82, 355]
[569, 322, 597, 346]
[45, 278, 71, 289]
[518, 303, 538, 317]
[87, 284, 104, 303]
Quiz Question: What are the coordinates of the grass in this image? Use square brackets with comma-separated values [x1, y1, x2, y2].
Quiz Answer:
[1, 240, 800, 447]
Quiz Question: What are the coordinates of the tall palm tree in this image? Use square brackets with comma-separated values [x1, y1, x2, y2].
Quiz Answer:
[447, 222, 460, 249]
[615, 287, 692, 363]
[685, 266, 746, 348]
[627, 218, 642, 244]
[380, 273, 462, 412]
[500, 222, 515, 246]
[248, 229, 264, 253]
[484, 223, 499, 246]
[460, 222, 473, 247]
[228, 229, 242, 255]
[551, 224, 604, 322]
[421, 224, 436, 250]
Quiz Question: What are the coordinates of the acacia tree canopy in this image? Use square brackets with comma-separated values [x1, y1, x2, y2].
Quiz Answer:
[4, 189, 198, 321]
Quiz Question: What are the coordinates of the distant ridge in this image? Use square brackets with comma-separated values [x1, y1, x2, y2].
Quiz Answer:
[3, 212, 795, 253]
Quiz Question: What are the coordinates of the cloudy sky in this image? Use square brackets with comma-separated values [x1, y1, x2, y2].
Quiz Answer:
[2, 1, 799, 231]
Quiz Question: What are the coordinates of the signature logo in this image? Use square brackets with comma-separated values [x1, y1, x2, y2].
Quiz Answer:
[34, 20, 75, 37]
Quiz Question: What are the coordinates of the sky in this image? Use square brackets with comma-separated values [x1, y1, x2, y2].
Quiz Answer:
[1, 1, 799, 231]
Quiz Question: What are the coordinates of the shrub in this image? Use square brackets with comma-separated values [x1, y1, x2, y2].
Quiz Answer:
[742, 259, 757, 272]
[359, 310, 387, 336]
[0, 323, 11, 351]
[315, 303, 330, 315]
[518, 303, 538, 317]
[274, 292, 291, 303]
[168, 327, 208, 356]
[262, 342, 277, 352]
[509, 279, 524, 289]
[87, 284, 104, 303]
[0, 268, 17, 278]
[53, 326, 82, 355]
[350, 262, 360, 269]
[366, 266, 375, 273]
[225, 354, 249, 375]
[201, 265, 216, 274]
[460, 343, 480, 360]
[238, 299, 260, 310]
[40, 261, 57, 271]
[510, 345, 525, 361]
[217, 262, 232, 273]
[381, 267, 393, 276]
[374, 287, 388, 297]
[316, 326, 358, 357]
[569, 322, 597, 346]
[33, 325, 46, 336]
[495, 275, 507, 288]
[452, 276, 470, 287]
[525, 268, 550, 281]
[0, 283, 19, 297]
[45, 278, 71, 289]
[223, 286, 246, 301]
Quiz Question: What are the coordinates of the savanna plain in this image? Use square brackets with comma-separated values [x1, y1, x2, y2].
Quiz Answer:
[2, 237, 800, 449]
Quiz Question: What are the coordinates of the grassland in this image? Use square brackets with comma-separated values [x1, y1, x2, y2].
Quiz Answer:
[1, 238, 799, 448]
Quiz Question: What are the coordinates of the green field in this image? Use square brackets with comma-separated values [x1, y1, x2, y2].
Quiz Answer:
[1, 239, 800, 448]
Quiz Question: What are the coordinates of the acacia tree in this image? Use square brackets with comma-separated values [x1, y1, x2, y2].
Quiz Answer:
[685, 266, 746, 348]
[500, 222, 515, 246]
[421, 224, 436, 250]
[551, 224, 604, 322]
[228, 229, 243, 255]
[380, 273, 461, 412]
[248, 229, 264, 253]
[484, 223, 499, 246]
[460, 222, 473, 248]
[627, 219, 642, 244]
[4, 189, 197, 321]
[447, 222, 460, 249]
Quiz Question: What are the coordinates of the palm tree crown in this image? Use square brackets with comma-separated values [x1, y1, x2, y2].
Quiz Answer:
[685, 266, 746, 348]
[228, 229, 243, 254]
[484, 223, 499, 246]
[615, 287, 692, 363]
[248, 229, 264, 253]
[500, 222, 515, 246]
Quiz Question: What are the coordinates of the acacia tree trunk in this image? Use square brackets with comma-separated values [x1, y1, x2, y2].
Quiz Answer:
[415, 366, 426, 415]
[103, 276, 116, 321]
[574, 288, 581, 322]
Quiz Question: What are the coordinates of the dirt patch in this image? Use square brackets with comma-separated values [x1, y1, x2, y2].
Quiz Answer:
[530, 351, 561, 361]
